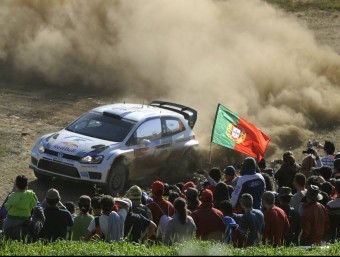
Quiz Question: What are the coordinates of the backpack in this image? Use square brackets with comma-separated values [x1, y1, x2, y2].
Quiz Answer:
[91, 216, 105, 240]
[155, 203, 171, 239]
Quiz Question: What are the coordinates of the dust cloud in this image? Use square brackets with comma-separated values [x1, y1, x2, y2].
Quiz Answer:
[1, 0, 340, 162]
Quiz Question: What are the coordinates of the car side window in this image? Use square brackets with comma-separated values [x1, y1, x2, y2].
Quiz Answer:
[163, 118, 185, 137]
[128, 118, 162, 145]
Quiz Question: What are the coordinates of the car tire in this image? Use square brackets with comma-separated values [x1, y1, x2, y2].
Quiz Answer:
[34, 170, 53, 181]
[105, 160, 128, 197]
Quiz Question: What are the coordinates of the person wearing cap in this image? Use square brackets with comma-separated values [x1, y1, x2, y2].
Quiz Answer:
[262, 191, 290, 247]
[125, 185, 152, 220]
[163, 197, 196, 246]
[230, 157, 266, 213]
[146, 180, 175, 240]
[38, 188, 74, 242]
[276, 187, 301, 246]
[70, 195, 94, 241]
[2, 175, 38, 241]
[191, 189, 226, 241]
[326, 179, 340, 243]
[300, 185, 329, 246]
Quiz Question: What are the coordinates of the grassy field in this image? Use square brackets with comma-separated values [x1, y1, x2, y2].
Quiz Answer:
[264, 0, 340, 11]
[1, 239, 340, 256]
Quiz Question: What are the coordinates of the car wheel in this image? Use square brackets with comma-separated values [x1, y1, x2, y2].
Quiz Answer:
[105, 161, 128, 197]
[34, 170, 53, 181]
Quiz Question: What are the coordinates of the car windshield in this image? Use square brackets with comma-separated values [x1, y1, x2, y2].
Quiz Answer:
[66, 111, 137, 142]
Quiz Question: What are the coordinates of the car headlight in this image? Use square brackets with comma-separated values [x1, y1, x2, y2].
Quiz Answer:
[38, 142, 45, 153]
[80, 155, 103, 164]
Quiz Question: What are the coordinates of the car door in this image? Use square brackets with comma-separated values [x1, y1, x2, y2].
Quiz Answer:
[127, 118, 172, 180]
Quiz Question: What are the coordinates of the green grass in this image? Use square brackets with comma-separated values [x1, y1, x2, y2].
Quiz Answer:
[1, 239, 340, 256]
[264, 0, 340, 11]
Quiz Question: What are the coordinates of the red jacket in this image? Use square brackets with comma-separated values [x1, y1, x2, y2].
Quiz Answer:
[301, 201, 329, 245]
[262, 206, 290, 247]
[147, 195, 174, 226]
[191, 202, 226, 241]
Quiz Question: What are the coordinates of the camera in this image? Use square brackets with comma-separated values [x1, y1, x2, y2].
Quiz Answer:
[307, 139, 319, 148]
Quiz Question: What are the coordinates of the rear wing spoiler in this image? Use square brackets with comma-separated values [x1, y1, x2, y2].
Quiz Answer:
[150, 100, 197, 129]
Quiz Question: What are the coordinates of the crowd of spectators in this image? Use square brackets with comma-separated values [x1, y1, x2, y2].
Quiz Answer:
[0, 139, 339, 248]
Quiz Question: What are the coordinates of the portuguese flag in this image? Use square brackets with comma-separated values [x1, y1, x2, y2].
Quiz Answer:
[211, 103, 270, 160]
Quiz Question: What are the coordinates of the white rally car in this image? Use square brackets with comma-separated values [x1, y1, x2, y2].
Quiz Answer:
[29, 101, 199, 196]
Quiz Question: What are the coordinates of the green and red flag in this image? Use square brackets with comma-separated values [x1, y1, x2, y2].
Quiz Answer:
[211, 103, 270, 160]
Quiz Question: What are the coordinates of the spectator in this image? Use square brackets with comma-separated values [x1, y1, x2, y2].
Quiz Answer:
[320, 181, 334, 201]
[125, 185, 152, 220]
[262, 191, 290, 247]
[276, 187, 302, 246]
[274, 151, 300, 192]
[235, 193, 264, 247]
[326, 179, 340, 243]
[218, 200, 239, 244]
[334, 158, 340, 179]
[64, 201, 76, 240]
[39, 188, 74, 242]
[299, 154, 316, 179]
[91, 196, 102, 216]
[202, 167, 223, 193]
[163, 197, 196, 246]
[318, 166, 333, 182]
[168, 192, 180, 205]
[213, 182, 230, 208]
[218, 200, 241, 225]
[262, 173, 276, 193]
[146, 181, 175, 240]
[258, 158, 275, 182]
[318, 140, 336, 172]
[191, 189, 226, 241]
[300, 185, 329, 246]
[122, 198, 157, 243]
[84, 195, 128, 242]
[291, 173, 307, 214]
[181, 181, 196, 195]
[3, 175, 38, 241]
[70, 195, 94, 241]
[185, 187, 201, 213]
[223, 165, 238, 188]
[231, 157, 266, 213]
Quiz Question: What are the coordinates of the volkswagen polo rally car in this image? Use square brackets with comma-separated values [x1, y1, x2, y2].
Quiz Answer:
[29, 101, 199, 196]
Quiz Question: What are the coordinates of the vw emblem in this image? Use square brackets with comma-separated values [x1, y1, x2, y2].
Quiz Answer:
[58, 152, 63, 159]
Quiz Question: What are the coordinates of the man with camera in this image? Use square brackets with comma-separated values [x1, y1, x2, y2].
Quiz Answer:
[303, 140, 336, 173]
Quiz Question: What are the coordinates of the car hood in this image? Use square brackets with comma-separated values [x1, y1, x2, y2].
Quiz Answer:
[43, 130, 118, 156]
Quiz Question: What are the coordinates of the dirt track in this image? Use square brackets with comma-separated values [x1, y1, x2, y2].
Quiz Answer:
[0, 8, 339, 204]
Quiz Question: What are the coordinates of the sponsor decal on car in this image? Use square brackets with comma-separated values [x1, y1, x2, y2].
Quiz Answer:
[53, 141, 78, 153]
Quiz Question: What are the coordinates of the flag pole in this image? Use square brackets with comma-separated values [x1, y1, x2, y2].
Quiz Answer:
[208, 142, 212, 169]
